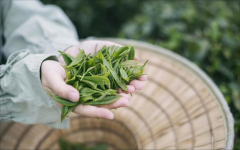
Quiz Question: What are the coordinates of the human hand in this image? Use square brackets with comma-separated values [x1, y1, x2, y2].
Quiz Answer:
[41, 60, 131, 119]
[59, 40, 148, 94]
[41, 40, 147, 120]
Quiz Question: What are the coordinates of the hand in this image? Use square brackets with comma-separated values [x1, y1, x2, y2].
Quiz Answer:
[41, 40, 147, 120]
[60, 40, 148, 94]
[41, 60, 130, 119]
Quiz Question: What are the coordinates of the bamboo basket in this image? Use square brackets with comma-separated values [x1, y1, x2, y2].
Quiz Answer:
[0, 38, 234, 150]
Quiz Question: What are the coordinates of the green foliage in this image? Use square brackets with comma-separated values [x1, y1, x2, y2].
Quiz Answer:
[42, 0, 240, 148]
[118, 1, 240, 148]
[52, 45, 147, 122]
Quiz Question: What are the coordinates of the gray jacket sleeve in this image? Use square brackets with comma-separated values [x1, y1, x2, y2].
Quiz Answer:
[0, 0, 80, 128]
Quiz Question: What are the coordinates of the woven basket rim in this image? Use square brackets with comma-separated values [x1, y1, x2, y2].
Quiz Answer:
[85, 37, 234, 149]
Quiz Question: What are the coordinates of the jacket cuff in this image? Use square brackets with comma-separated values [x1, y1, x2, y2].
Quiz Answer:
[0, 50, 69, 128]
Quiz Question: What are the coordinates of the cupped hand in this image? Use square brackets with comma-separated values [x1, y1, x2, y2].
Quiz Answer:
[60, 40, 148, 94]
[41, 40, 147, 120]
[41, 60, 130, 119]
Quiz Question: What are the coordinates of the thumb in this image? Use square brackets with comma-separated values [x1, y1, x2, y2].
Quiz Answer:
[49, 74, 80, 102]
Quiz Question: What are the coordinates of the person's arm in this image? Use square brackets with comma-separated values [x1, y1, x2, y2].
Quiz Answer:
[0, 0, 80, 128]
[41, 40, 146, 121]
[2, 0, 79, 57]
[0, 1, 146, 128]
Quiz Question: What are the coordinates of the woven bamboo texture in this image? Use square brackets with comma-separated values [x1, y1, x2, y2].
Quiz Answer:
[0, 39, 234, 150]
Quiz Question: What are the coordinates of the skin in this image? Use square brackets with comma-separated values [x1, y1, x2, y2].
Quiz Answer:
[41, 40, 147, 119]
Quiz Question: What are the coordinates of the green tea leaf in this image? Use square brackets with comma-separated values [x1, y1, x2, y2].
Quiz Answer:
[113, 79, 120, 91]
[95, 63, 102, 73]
[102, 55, 111, 69]
[83, 66, 95, 77]
[93, 43, 98, 57]
[99, 85, 106, 90]
[99, 45, 107, 54]
[73, 81, 79, 89]
[82, 79, 98, 89]
[130, 73, 146, 80]
[68, 49, 85, 67]
[84, 95, 122, 105]
[105, 89, 117, 95]
[118, 48, 130, 57]
[59, 51, 74, 66]
[60, 97, 83, 123]
[101, 45, 107, 50]
[62, 105, 68, 114]
[140, 60, 149, 70]
[86, 58, 96, 74]
[101, 64, 108, 74]
[93, 57, 102, 64]
[111, 51, 129, 64]
[79, 95, 94, 103]
[61, 105, 76, 122]
[120, 67, 129, 82]
[112, 46, 129, 57]
[61, 105, 69, 122]
[77, 82, 84, 92]
[106, 53, 112, 67]
[128, 45, 135, 60]
[104, 71, 110, 77]
[80, 87, 102, 96]
[109, 45, 116, 57]
[132, 67, 142, 75]
[76, 53, 91, 75]
[46, 89, 77, 106]
[69, 67, 78, 76]
[106, 66, 128, 91]
[96, 50, 104, 59]
[66, 71, 72, 79]
[94, 90, 110, 101]
[113, 61, 120, 74]
[87, 58, 95, 68]
[66, 76, 76, 85]
[82, 76, 110, 85]
[120, 60, 138, 67]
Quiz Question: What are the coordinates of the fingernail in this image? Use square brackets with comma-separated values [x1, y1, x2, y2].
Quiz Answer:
[69, 92, 78, 102]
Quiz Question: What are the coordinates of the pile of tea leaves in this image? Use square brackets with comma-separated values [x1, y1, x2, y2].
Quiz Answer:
[47, 45, 148, 122]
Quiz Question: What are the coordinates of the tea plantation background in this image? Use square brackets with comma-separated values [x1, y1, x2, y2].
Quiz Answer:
[42, 0, 240, 148]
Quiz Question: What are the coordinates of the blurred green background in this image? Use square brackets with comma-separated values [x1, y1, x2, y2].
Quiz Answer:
[42, 0, 240, 148]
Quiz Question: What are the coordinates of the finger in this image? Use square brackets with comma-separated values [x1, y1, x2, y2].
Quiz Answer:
[134, 55, 139, 61]
[119, 93, 130, 100]
[118, 85, 136, 94]
[126, 85, 136, 93]
[78, 40, 122, 56]
[138, 75, 148, 81]
[98, 97, 129, 109]
[47, 72, 79, 102]
[130, 80, 143, 90]
[74, 104, 114, 119]
[116, 91, 131, 100]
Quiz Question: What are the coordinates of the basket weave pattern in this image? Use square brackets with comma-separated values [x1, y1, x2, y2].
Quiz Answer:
[0, 39, 233, 150]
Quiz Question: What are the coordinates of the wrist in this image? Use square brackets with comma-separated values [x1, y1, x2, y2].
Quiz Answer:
[40, 56, 58, 80]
